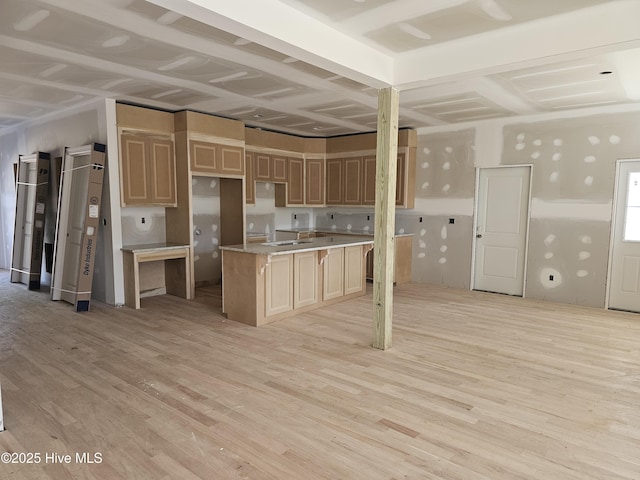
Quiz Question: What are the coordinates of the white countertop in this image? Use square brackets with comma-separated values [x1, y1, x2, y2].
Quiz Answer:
[220, 235, 373, 255]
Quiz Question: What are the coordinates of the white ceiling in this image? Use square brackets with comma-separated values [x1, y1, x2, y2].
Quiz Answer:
[1, 0, 639, 136]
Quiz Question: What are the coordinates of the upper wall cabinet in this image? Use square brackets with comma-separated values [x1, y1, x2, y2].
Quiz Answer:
[254, 153, 287, 183]
[305, 157, 325, 205]
[117, 104, 177, 207]
[120, 134, 176, 207]
[190, 140, 244, 176]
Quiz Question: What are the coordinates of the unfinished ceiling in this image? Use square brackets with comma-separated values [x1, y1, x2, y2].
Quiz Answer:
[0, 0, 639, 136]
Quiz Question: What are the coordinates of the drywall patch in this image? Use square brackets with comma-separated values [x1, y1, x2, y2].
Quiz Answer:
[533, 139, 542, 146]
[442, 184, 451, 193]
[584, 155, 596, 163]
[445, 146, 453, 153]
[420, 229, 426, 236]
[441, 225, 448, 240]
[421, 181, 430, 190]
[421, 162, 429, 169]
[544, 252, 553, 259]
[552, 153, 561, 161]
[423, 147, 431, 155]
[553, 138, 563, 147]
[578, 251, 591, 260]
[531, 151, 541, 160]
[609, 135, 621, 145]
[419, 240, 426, 248]
[440, 245, 447, 253]
[584, 176, 594, 186]
[212, 251, 219, 259]
[544, 234, 556, 246]
[439, 257, 447, 264]
[581, 235, 593, 244]
[549, 172, 559, 183]
[577, 270, 589, 277]
[442, 161, 451, 170]
[588, 136, 600, 146]
[418, 252, 426, 259]
[516, 143, 525, 151]
[540, 267, 562, 288]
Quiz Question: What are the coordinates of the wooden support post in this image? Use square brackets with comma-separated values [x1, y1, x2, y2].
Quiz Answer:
[372, 87, 399, 350]
[0, 382, 4, 431]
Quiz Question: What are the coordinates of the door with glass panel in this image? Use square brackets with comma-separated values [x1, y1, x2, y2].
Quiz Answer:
[609, 160, 640, 312]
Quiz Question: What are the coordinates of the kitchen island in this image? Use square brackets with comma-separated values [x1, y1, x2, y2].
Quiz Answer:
[220, 236, 374, 326]
[275, 228, 413, 284]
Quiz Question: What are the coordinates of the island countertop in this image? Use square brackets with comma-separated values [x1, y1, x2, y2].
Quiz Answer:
[275, 227, 414, 238]
[219, 235, 373, 256]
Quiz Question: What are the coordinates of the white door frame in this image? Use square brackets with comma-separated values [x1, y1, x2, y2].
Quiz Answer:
[605, 158, 638, 309]
[470, 164, 533, 296]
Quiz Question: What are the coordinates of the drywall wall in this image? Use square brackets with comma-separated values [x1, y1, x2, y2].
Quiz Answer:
[192, 176, 221, 286]
[501, 111, 640, 307]
[0, 100, 115, 303]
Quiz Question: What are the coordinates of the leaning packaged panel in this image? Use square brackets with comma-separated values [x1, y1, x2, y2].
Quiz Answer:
[51, 143, 106, 312]
[10, 152, 50, 290]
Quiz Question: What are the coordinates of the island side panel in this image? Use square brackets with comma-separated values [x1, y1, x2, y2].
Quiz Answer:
[222, 250, 261, 326]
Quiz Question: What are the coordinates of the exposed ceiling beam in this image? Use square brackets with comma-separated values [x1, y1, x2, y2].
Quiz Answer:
[147, 0, 394, 87]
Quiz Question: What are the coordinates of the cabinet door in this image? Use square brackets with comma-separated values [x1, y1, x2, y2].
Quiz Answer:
[245, 152, 255, 205]
[344, 245, 364, 295]
[219, 145, 244, 175]
[287, 157, 304, 205]
[148, 138, 176, 205]
[120, 134, 150, 205]
[305, 158, 325, 205]
[190, 140, 218, 173]
[322, 248, 344, 300]
[272, 155, 287, 182]
[255, 153, 271, 181]
[325, 158, 343, 205]
[265, 255, 294, 316]
[294, 251, 318, 308]
[396, 152, 405, 206]
[362, 155, 376, 205]
[343, 157, 362, 205]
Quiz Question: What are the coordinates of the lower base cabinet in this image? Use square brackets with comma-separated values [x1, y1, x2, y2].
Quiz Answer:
[294, 251, 318, 308]
[265, 255, 293, 316]
[222, 244, 371, 326]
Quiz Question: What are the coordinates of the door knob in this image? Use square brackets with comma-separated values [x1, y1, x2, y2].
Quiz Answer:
[476, 234, 483, 238]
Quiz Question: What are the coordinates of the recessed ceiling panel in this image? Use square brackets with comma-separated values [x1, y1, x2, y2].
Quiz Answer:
[406, 93, 511, 123]
[496, 56, 628, 110]
[279, 0, 393, 22]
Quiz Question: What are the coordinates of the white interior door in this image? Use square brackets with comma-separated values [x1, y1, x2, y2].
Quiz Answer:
[474, 166, 531, 296]
[19, 162, 38, 283]
[61, 155, 90, 303]
[609, 160, 640, 312]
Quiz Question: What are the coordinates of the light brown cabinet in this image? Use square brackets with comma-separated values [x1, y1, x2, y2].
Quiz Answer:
[245, 152, 255, 205]
[286, 157, 304, 205]
[344, 245, 365, 295]
[120, 134, 176, 206]
[362, 155, 377, 205]
[190, 140, 244, 176]
[343, 157, 363, 205]
[365, 235, 413, 284]
[253, 153, 287, 183]
[265, 254, 294, 316]
[293, 251, 318, 308]
[322, 248, 344, 300]
[305, 158, 325, 205]
[326, 158, 344, 204]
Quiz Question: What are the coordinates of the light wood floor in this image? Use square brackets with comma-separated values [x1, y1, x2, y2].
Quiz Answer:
[1, 271, 640, 479]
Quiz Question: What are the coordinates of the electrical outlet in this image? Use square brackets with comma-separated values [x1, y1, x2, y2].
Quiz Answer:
[549, 275, 554, 281]
[419, 217, 423, 223]
[449, 218, 455, 224]
[331, 214, 334, 219]
[141, 217, 145, 224]
[367, 215, 370, 221]
[294, 214, 297, 219]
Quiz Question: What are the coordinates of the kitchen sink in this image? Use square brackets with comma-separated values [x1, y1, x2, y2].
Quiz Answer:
[261, 239, 314, 246]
